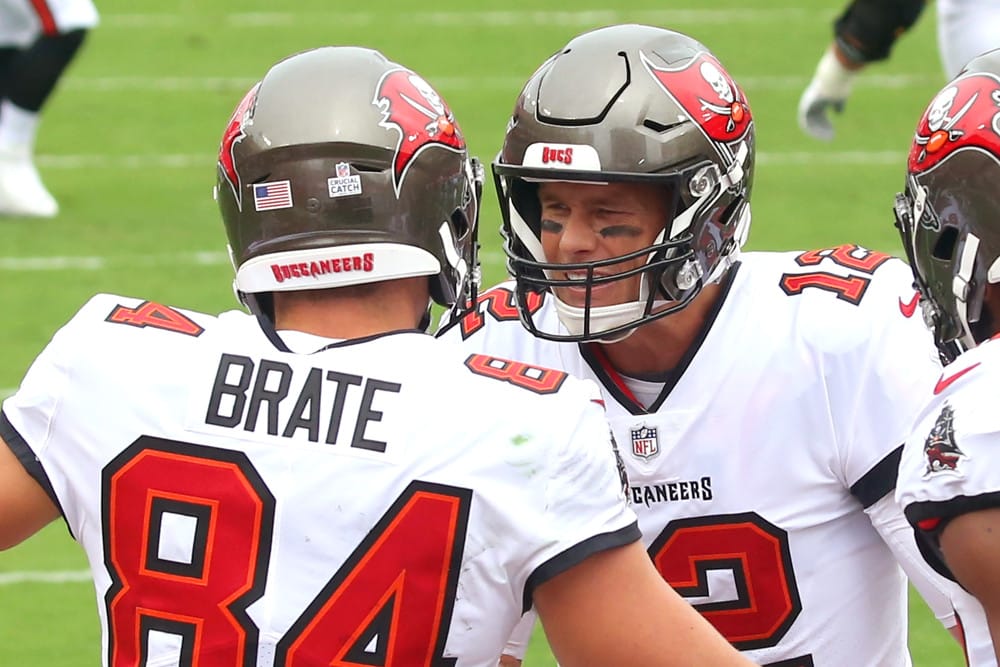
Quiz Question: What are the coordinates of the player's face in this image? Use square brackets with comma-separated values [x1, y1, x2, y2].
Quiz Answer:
[538, 181, 668, 308]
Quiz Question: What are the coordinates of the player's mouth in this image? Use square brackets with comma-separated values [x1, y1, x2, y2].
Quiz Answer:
[555, 271, 630, 306]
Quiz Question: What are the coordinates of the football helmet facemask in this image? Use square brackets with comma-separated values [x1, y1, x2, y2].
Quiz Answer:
[216, 46, 481, 322]
[895, 48, 1000, 363]
[494, 24, 755, 342]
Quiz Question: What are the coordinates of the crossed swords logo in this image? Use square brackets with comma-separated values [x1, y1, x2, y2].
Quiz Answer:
[398, 89, 455, 140]
[696, 61, 747, 134]
[913, 87, 1000, 162]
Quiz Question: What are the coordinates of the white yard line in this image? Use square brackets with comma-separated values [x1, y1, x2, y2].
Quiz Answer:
[100, 9, 827, 29]
[36, 154, 206, 169]
[0, 256, 106, 270]
[0, 570, 91, 585]
[758, 150, 904, 166]
[0, 251, 227, 270]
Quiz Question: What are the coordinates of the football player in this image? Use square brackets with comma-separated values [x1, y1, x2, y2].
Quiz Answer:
[0, 0, 97, 217]
[798, 0, 1000, 141]
[0, 46, 756, 666]
[895, 47, 1000, 662]
[436, 23, 995, 666]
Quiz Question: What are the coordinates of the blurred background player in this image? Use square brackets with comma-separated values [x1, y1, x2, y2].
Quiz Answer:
[437, 22, 996, 666]
[0, 0, 97, 217]
[0, 45, 757, 667]
[798, 0, 1000, 141]
[895, 47, 1000, 661]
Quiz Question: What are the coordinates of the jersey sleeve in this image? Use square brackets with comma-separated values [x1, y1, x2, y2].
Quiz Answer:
[0, 297, 101, 516]
[897, 354, 1000, 536]
[515, 384, 640, 613]
[1, 294, 207, 530]
[820, 259, 942, 504]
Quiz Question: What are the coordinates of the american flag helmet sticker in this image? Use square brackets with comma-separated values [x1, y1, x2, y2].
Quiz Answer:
[253, 180, 293, 211]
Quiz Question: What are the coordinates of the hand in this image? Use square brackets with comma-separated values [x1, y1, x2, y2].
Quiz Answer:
[797, 83, 847, 141]
[798, 46, 859, 141]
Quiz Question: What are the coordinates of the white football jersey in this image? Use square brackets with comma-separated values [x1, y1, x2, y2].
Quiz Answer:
[897, 336, 1000, 567]
[0, 293, 638, 667]
[438, 247, 949, 666]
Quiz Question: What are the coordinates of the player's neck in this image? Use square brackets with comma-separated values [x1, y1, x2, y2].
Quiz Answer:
[275, 312, 420, 340]
[598, 282, 722, 376]
[273, 281, 427, 340]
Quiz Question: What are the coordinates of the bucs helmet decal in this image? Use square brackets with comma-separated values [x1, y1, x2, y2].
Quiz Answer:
[910, 74, 1000, 171]
[373, 69, 465, 197]
[218, 82, 261, 212]
[640, 50, 752, 145]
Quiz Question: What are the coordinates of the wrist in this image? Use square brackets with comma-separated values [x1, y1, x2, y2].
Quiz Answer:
[811, 47, 858, 99]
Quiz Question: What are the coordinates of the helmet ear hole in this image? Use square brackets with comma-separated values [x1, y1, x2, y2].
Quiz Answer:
[933, 227, 960, 261]
[449, 207, 470, 241]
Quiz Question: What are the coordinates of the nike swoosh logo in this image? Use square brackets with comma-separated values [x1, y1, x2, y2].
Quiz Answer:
[933, 362, 980, 395]
[899, 292, 920, 318]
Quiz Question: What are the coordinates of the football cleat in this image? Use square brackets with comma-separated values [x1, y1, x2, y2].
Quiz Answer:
[0, 151, 58, 218]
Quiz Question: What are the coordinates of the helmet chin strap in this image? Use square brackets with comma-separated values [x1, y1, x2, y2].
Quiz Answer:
[552, 205, 750, 342]
[418, 299, 434, 333]
[550, 281, 650, 343]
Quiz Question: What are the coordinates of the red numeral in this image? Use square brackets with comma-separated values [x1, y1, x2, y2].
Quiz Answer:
[793, 244, 891, 274]
[464, 354, 568, 394]
[779, 273, 870, 304]
[102, 438, 470, 666]
[648, 513, 802, 651]
[779, 244, 892, 305]
[278, 483, 470, 666]
[102, 439, 272, 667]
[107, 301, 204, 336]
[459, 287, 543, 339]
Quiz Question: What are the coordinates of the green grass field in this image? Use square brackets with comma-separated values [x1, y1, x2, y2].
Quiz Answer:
[0, 1, 968, 664]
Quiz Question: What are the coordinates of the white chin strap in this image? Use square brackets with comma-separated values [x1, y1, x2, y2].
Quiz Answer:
[551, 280, 652, 343]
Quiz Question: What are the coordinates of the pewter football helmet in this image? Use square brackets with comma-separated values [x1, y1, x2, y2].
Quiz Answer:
[895, 48, 1000, 361]
[494, 24, 754, 341]
[216, 46, 481, 318]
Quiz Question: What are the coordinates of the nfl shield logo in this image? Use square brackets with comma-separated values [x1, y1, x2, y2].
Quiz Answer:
[336, 162, 351, 178]
[631, 425, 659, 460]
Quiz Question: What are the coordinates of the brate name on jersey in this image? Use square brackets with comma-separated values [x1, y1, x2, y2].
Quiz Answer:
[202, 353, 400, 453]
[630, 477, 713, 507]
